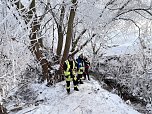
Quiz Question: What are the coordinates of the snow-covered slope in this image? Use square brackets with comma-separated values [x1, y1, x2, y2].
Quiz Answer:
[10, 78, 140, 114]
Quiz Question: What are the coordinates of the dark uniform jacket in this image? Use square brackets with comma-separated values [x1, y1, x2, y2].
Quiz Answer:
[63, 60, 77, 77]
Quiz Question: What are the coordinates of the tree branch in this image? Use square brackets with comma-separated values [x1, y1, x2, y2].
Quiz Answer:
[71, 29, 87, 52]
[100, 0, 116, 17]
[117, 17, 146, 49]
[71, 34, 96, 56]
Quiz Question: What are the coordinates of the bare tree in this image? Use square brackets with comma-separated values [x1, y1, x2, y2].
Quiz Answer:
[14, 0, 51, 82]
[61, 0, 78, 64]
[56, 1, 65, 58]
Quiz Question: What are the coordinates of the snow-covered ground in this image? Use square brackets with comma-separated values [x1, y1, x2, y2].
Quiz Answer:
[9, 78, 140, 114]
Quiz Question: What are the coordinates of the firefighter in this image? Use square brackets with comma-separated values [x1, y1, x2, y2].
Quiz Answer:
[63, 55, 79, 94]
[76, 54, 85, 84]
[83, 56, 90, 80]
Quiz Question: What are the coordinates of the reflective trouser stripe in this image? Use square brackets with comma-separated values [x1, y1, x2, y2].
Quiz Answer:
[66, 75, 71, 81]
[78, 72, 83, 74]
[74, 85, 78, 88]
[66, 86, 70, 89]
[66, 76, 77, 81]
[73, 72, 76, 76]
[78, 71, 83, 74]
[78, 67, 84, 74]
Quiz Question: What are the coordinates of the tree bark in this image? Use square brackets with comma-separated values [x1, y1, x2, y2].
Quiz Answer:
[15, 0, 50, 82]
[30, 20, 50, 81]
[28, 0, 50, 81]
[56, 2, 65, 58]
[61, 0, 77, 64]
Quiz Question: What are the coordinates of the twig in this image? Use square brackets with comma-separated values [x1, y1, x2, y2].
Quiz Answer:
[22, 107, 38, 114]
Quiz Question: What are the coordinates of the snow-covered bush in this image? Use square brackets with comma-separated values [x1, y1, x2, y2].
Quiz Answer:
[0, 1, 37, 107]
[98, 54, 152, 104]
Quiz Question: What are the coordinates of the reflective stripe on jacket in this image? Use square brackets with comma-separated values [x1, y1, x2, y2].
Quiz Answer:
[64, 60, 70, 76]
[64, 60, 76, 76]
[78, 67, 84, 74]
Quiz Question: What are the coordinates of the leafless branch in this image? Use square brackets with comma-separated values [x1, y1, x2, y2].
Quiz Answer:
[71, 29, 87, 52]
[134, 10, 152, 20]
[117, 17, 146, 50]
[71, 34, 96, 56]
[119, 0, 132, 10]
[100, 0, 116, 17]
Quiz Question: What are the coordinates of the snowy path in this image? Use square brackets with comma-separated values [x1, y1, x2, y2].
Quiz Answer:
[13, 78, 140, 114]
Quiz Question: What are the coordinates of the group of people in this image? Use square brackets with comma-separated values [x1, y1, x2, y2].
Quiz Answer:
[63, 53, 90, 94]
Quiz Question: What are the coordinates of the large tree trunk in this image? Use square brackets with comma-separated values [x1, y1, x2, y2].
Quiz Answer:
[30, 20, 50, 81]
[15, 0, 50, 82]
[28, 0, 50, 81]
[56, 25, 64, 58]
[56, 3, 65, 58]
[61, 0, 77, 64]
